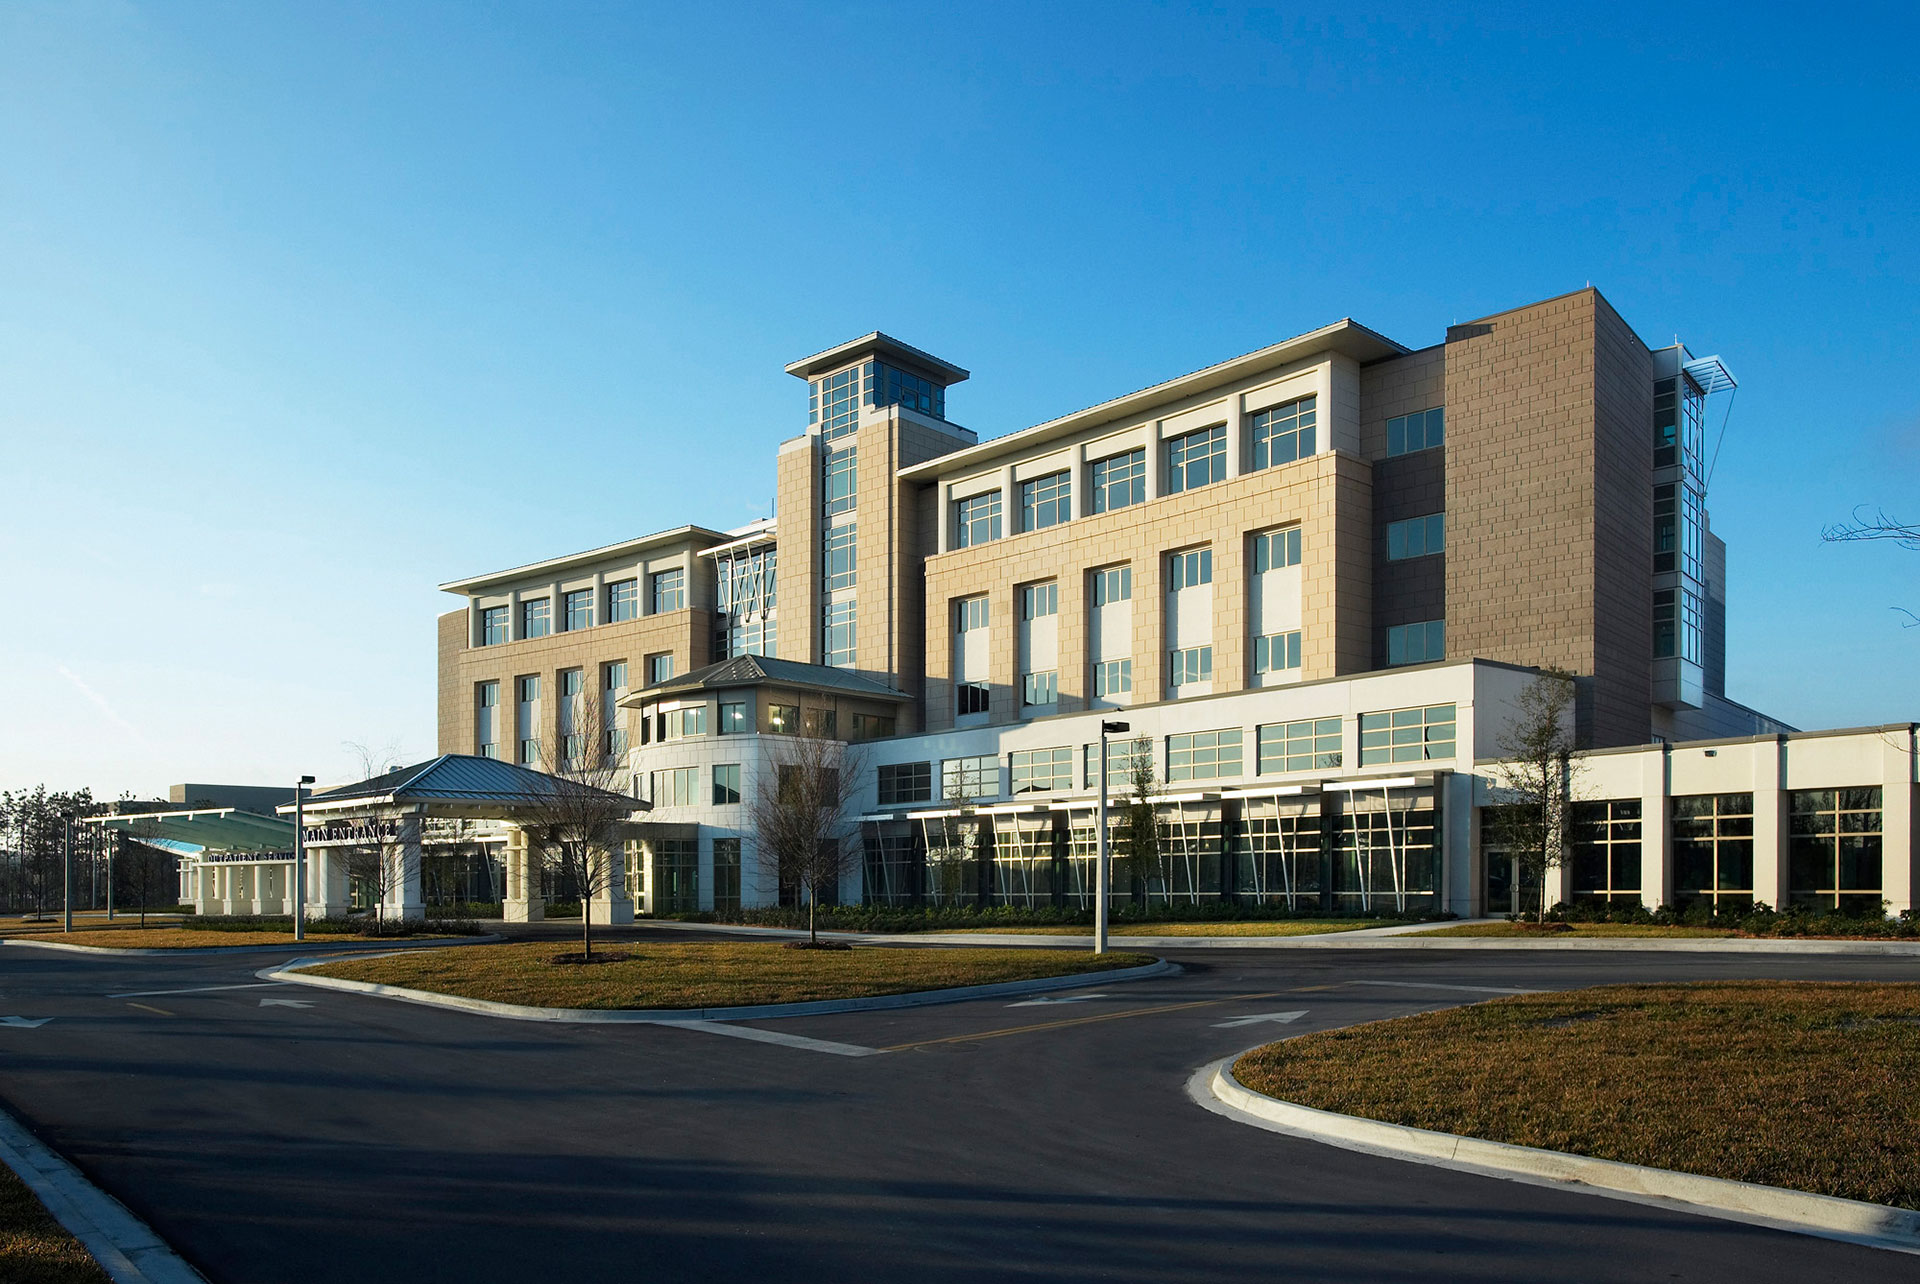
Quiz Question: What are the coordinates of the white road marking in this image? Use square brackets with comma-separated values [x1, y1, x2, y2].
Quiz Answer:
[1006, 992, 1110, 1007]
[1351, 980, 1541, 995]
[259, 998, 315, 1009]
[108, 982, 287, 998]
[1, 1016, 53, 1028]
[654, 1020, 880, 1057]
[1212, 1010, 1308, 1029]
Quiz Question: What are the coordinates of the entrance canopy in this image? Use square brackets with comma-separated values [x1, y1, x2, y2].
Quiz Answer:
[84, 807, 295, 854]
[282, 754, 646, 822]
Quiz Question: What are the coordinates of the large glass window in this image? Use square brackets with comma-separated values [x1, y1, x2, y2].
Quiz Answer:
[1008, 747, 1072, 794]
[811, 365, 864, 441]
[1789, 788, 1882, 913]
[663, 705, 707, 739]
[1673, 793, 1753, 909]
[1572, 799, 1644, 905]
[1386, 407, 1444, 457]
[954, 492, 1002, 547]
[1359, 704, 1455, 764]
[1093, 659, 1132, 698]
[765, 703, 798, 735]
[802, 708, 838, 739]
[875, 362, 944, 418]
[1023, 582, 1058, 619]
[718, 701, 748, 734]
[824, 447, 857, 516]
[1253, 527, 1301, 572]
[1167, 729, 1242, 781]
[1251, 396, 1317, 469]
[655, 839, 699, 912]
[646, 653, 674, 684]
[1256, 718, 1341, 774]
[1021, 671, 1058, 707]
[1168, 546, 1212, 589]
[942, 755, 998, 799]
[712, 839, 741, 913]
[1386, 620, 1445, 666]
[650, 767, 699, 808]
[603, 663, 628, 759]
[1653, 377, 1679, 467]
[1092, 565, 1132, 604]
[1654, 483, 1679, 574]
[1653, 589, 1703, 663]
[824, 523, 857, 591]
[1166, 425, 1227, 493]
[1253, 631, 1302, 674]
[957, 595, 989, 632]
[475, 681, 500, 758]
[1083, 737, 1152, 789]
[1386, 513, 1445, 561]
[712, 764, 742, 806]
[877, 762, 932, 806]
[563, 589, 593, 632]
[606, 578, 639, 623]
[651, 569, 685, 613]
[521, 597, 551, 639]
[1169, 645, 1212, 688]
[956, 683, 990, 716]
[481, 606, 508, 646]
[1090, 449, 1145, 513]
[851, 712, 895, 740]
[1021, 471, 1071, 531]
[824, 600, 856, 666]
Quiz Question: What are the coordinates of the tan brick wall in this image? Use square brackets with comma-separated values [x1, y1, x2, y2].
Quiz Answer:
[1590, 292, 1655, 742]
[774, 438, 821, 664]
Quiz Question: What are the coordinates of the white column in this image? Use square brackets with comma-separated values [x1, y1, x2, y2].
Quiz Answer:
[308, 847, 349, 919]
[1882, 731, 1916, 916]
[509, 588, 524, 640]
[1070, 441, 1090, 519]
[1145, 426, 1163, 501]
[1000, 464, 1019, 536]
[591, 571, 605, 625]
[195, 862, 217, 915]
[502, 824, 545, 922]
[390, 816, 425, 922]
[1639, 746, 1671, 911]
[469, 598, 483, 648]
[250, 864, 267, 915]
[1752, 736, 1788, 911]
[1223, 398, 1244, 477]
[936, 486, 951, 555]
[551, 580, 565, 632]
[587, 833, 635, 925]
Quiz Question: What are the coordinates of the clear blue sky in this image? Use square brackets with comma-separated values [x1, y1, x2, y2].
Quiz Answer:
[4, 2, 1916, 796]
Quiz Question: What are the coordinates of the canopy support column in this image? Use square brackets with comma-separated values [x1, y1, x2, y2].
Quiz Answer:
[588, 836, 635, 925]
[503, 824, 544, 922]
[384, 816, 425, 922]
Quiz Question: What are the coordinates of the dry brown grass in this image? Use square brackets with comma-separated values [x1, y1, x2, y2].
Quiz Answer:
[13, 929, 451, 950]
[1414, 922, 1738, 938]
[0, 1163, 111, 1284]
[0, 916, 182, 938]
[307, 941, 1156, 1009]
[947, 920, 1416, 937]
[1235, 981, 1920, 1208]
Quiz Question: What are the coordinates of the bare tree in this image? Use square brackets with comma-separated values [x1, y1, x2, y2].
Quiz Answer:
[521, 693, 637, 960]
[749, 735, 865, 944]
[1823, 507, 1920, 625]
[1488, 670, 1582, 923]
[1117, 735, 1165, 906]
[342, 823, 416, 928]
[343, 738, 407, 781]
[118, 824, 175, 928]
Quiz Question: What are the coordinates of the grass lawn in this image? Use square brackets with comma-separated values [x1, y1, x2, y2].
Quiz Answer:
[0, 916, 182, 938]
[1414, 922, 1739, 939]
[12, 929, 457, 949]
[945, 919, 1417, 937]
[0, 1163, 110, 1284]
[306, 941, 1157, 1009]
[1234, 981, 1920, 1208]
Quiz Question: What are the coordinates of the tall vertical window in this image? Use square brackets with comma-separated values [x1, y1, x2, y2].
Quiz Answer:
[603, 662, 628, 759]
[1252, 527, 1302, 572]
[811, 365, 864, 441]
[1653, 589, 1703, 662]
[824, 523, 857, 591]
[1652, 376, 1702, 470]
[713, 545, 777, 659]
[824, 447, 857, 516]
[1386, 514, 1445, 561]
[1386, 620, 1446, 665]
[1358, 704, 1455, 764]
[1571, 800, 1644, 905]
[1020, 471, 1071, 531]
[1788, 788, 1882, 913]
[563, 588, 593, 632]
[1386, 407, 1445, 456]
[558, 669, 586, 766]
[712, 764, 742, 806]
[651, 569, 685, 613]
[475, 681, 500, 759]
[1654, 484, 1678, 573]
[824, 600, 856, 666]
[521, 598, 551, 639]
[1019, 581, 1058, 710]
[712, 838, 742, 912]
[1250, 396, 1316, 469]
[481, 606, 509, 646]
[516, 675, 541, 766]
[606, 578, 639, 623]
[1090, 449, 1145, 513]
[955, 595, 989, 716]
[954, 492, 1002, 547]
[1166, 425, 1227, 493]
[1673, 793, 1754, 909]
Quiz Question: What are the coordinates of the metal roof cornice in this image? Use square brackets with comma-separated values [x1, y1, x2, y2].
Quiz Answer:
[439, 524, 737, 595]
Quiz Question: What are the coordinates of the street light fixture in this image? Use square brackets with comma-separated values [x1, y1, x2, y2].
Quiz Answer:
[1095, 719, 1130, 955]
[293, 775, 315, 942]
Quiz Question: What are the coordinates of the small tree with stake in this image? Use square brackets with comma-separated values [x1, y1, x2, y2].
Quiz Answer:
[1488, 670, 1582, 923]
[749, 735, 864, 946]
[1118, 735, 1166, 906]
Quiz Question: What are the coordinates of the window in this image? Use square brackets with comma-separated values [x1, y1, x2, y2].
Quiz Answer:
[1386, 407, 1445, 457]
[954, 491, 1002, 547]
[1386, 620, 1445, 665]
[1009, 746, 1072, 794]
[476, 681, 500, 759]
[1092, 565, 1132, 605]
[1022, 582, 1058, 619]
[516, 675, 541, 766]
[1572, 800, 1643, 904]
[712, 838, 741, 913]
[824, 523, 857, 591]
[1386, 513, 1445, 561]
[1021, 671, 1057, 707]
[1652, 376, 1703, 470]
[1253, 527, 1301, 572]
[1673, 793, 1754, 909]
[606, 578, 639, 623]
[719, 701, 748, 734]
[1789, 788, 1882, 913]
[1253, 631, 1302, 674]
[604, 663, 628, 758]
[559, 669, 587, 766]
[650, 767, 699, 808]
[1169, 645, 1212, 687]
[1166, 425, 1227, 493]
[1654, 483, 1678, 574]
[957, 596, 989, 632]
[874, 362, 943, 418]
[811, 364, 864, 441]
[1083, 737, 1151, 789]
[646, 653, 674, 684]
[662, 705, 707, 739]
[562, 589, 593, 632]
[1092, 658, 1132, 698]
[1681, 484, 1704, 582]
[1652, 589, 1703, 663]
[766, 703, 798, 735]
[1257, 718, 1342, 774]
[651, 569, 685, 613]
[941, 755, 998, 799]
[481, 606, 508, 646]
[877, 762, 932, 806]
[851, 712, 895, 740]
[956, 683, 990, 716]
[1167, 729, 1243, 782]
[521, 597, 551, 639]
[712, 764, 742, 806]
[802, 708, 837, 738]
[824, 446, 857, 516]
[823, 600, 856, 667]
[1090, 449, 1145, 513]
[1168, 546, 1212, 589]
[1359, 704, 1455, 765]
[1021, 471, 1071, 531]
[1251, 396, 1317, 469]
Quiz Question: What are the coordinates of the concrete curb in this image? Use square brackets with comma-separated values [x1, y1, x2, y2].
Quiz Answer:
[262, 953, 1177, 1023]
[3, 933, 506, 958]
[1194, 1056, 1920, 1256]
[0, 1105, 207, 1283]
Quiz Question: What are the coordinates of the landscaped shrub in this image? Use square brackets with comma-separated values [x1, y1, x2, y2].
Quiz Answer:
[672, 902, 1452, 934]
[1546, 899, 1919, 938]
[177, 914, 484, 937]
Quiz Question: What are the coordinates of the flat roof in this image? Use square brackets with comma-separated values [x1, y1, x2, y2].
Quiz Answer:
[439, 524, 735, 595]
[784, 332, 970, 384]
[897, 318, 1407, 481]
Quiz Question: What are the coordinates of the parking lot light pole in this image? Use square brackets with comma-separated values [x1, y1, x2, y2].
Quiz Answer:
[1095, 720, 1130, 956]
[293, 775, 314, 942]
[63, 820, 73, 933]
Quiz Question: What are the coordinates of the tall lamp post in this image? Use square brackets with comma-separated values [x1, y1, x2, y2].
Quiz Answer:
[1095, 719, 1130, 956]
[293, 775, 315, 942]
[62, 820, 73, 934]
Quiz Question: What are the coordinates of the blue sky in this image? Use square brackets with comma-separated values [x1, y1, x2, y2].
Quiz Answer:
[3, 2, 1916, 795]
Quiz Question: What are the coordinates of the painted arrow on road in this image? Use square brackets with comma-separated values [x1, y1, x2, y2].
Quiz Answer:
[1212, 1010, 1308, 1029]
[1, 1016, 52, 1028]
[1007, 993, 1110, 1007]
[259, 998, 315, 1009]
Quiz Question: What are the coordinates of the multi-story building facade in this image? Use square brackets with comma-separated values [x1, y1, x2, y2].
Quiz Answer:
[437, 288, 1917, 919]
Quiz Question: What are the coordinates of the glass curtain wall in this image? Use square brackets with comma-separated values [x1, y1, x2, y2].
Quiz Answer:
[1234, 799, 1324, 909]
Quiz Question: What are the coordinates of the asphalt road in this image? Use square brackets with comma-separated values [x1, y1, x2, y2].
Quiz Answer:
[2, 929, 1918, 1283]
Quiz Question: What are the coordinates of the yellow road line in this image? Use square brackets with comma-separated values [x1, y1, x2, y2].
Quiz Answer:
[882, 990, 1292, 1052]
[126, 1003, 174, 1017]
